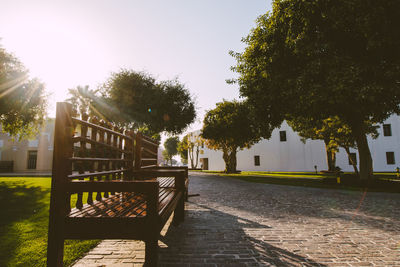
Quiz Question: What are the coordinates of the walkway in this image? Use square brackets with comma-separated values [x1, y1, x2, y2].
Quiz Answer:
[73, 172, 400, 266]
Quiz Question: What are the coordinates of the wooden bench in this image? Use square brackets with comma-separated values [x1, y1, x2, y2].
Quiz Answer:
[134, 132, 189, 200]
[47, 102, 185, 267]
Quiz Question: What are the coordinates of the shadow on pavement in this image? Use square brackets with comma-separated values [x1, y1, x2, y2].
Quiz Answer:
[159, 202, 326, 266]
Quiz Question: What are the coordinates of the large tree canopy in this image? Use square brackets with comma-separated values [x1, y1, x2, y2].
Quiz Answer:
[0, 45, 47, 138]
[231, 0, 400, 181]
[101, 70, 196, 135]
[202, 100, 268, 173]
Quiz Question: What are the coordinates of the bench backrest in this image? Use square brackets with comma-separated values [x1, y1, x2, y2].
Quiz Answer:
[134, 132, 159, 170]
[52, 102, 137, 211]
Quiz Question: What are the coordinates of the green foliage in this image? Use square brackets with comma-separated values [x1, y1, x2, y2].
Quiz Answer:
[177, 136, 188, 164]
[66, 85, 100, 118]
[289, 116, 378, 172]
[0, 46, 47, 138]
[202, 100, 265, 150]
[231, 0, 400, 180]
[0, 178, 98, 267]
[163, 136, 179, 165]
[178, 133, 203, 168]
[101, 69, 196, 135]
[202, 100, 267, 173]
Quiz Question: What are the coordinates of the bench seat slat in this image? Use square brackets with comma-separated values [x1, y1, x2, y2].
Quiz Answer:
[68, 187, 176, 218]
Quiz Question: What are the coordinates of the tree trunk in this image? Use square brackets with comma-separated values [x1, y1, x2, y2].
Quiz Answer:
[349, 121, 373, 182]
[324, 139, 336, 171]
[194, 146, 200, 169]
[344, 146, 359, 176]
[223, 148, 237, 173]
[189, 147, 194, 168]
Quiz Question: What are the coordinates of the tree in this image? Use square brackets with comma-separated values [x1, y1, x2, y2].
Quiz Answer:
[288, 117, 338, 172]
[201, 100, 269, 173]
[0, 45, 47, 138]
[289, 116, 378, 174]
[231, 0, 400, 181]
[66, 85, 99, 117]
[178, 133, 203, 169]
[101, 69, 196, 135]
[177, 136, 188, 165]
[163, 136, 179, 166]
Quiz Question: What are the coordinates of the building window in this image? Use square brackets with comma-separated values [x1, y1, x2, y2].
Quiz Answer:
[279, 131, 287, 142]
[0, 140, 3, 147]
[383, 124, 392, 136]
[348, 153, 357, 165]
[254, 155, 260, 166]
[386, 152, 395, 165]
[27, 151, 38, 169]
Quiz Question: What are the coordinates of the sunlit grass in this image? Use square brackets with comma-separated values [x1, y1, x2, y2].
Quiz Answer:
[0, 177, 99, 267]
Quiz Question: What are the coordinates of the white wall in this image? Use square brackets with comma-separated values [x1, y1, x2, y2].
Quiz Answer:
[198, 116, 400, 172]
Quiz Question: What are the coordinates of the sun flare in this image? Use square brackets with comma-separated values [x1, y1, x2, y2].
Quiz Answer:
[2, 8, 113, 116]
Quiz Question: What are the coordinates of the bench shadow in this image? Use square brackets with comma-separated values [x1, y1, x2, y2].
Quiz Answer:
[0, 182, 50, 266]
[159, 202, 326, 266]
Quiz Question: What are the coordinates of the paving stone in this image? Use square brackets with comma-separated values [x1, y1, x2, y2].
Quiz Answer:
[73, 172, 400, 266]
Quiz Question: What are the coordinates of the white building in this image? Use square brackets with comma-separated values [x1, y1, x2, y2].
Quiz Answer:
[198, 115, 400, 172]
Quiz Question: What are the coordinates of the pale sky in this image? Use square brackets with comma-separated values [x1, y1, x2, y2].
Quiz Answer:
[0, 0, 271, 133]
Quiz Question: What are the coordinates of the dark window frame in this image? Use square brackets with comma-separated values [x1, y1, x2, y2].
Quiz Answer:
[27, 150, 38, 169]
[254, 155, 260, 166]
[386, 152, 395, 165]
[383, 124, 392, 136]
[279, 131, 287, 142]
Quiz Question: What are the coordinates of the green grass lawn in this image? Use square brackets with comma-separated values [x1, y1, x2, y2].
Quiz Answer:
[195, 170, 400, 193]
[0, 177, 99, 267]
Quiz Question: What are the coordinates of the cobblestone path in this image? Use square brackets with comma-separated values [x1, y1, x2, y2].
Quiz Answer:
[73, 172, 400, 266]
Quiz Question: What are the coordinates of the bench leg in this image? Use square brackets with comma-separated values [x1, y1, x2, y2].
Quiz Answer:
[47, 235, 64, 267]
[145, 238, 158, 266]
[173, 194, 185, 225]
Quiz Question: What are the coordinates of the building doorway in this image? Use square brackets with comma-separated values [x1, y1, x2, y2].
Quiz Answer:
[201, 158, 209, 170]
[27, 151, 38, 169]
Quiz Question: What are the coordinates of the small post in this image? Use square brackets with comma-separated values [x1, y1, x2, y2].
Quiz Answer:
[145, 181, 159, 266]
[335, 166, 342, 184]
[135, 132, 143, 171]
[173, 172, 185, 225]
[314, 165, 318, 174]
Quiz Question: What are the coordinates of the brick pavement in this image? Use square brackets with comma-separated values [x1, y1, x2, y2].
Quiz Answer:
[73, 172, 400, 266]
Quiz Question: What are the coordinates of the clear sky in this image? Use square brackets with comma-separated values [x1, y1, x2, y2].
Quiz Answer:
[0, 0, 271, 133]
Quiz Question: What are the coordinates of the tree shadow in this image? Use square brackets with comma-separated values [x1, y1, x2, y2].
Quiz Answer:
[0, 182, 50, 266]
[159, 202, 326, 266]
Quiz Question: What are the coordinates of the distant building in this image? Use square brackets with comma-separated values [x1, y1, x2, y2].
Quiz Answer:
[0, 119, 55, 173]
[196, 115, 400, 172]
